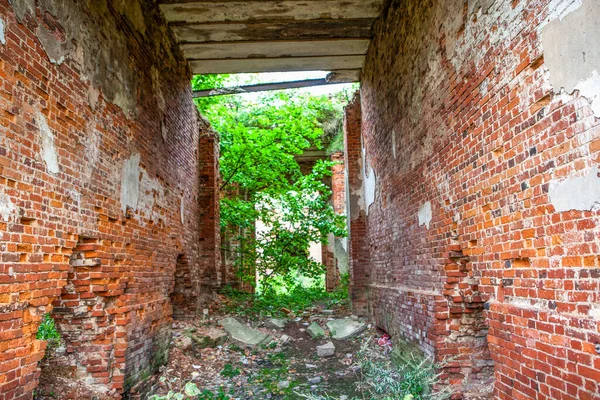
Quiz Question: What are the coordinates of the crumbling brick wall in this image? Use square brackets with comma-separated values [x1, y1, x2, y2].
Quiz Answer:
[359, 0, 600, 398]
[344, 94, 371, 316]
[325, 152, 348, 292]
[0, 0, 218, 398]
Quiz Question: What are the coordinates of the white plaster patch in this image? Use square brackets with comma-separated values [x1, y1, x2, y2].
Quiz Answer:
[574, 70, 600, 116]
[137, 169, 167, 223]
[36, 112, 59, 174]
[545, 0, 583, 22]
[589, 306, 600, 320]
[87, 86, 100, 110]
[361, 146, 376, 215]
[120, 153, 141, 214]
[0, 191, 17, 222]
[418, 201, 433, 229]
[542, 0, 600, 116]
[391, 130, 397, 160]
[0, 18, 6, 45]
[548, 167, 600, 212]
[180, 195, 185, 224]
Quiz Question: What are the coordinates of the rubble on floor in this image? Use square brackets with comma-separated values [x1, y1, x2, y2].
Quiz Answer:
[219, 317, 273, 348]
[326, 319, 367, 340]
[151, 306, 377, 399]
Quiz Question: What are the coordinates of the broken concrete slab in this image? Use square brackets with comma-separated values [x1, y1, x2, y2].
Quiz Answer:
[307, 322, 326, 339]
[219, 317, 272, 348]
[188, 326, 228, 349]
[317, 341, 336, 357]
[265, 318, 287, 330]
[326, 319, 367, 340]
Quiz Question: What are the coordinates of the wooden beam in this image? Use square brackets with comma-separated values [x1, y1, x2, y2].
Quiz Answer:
[181, 39, 370, 60]
[171, 19, 375, 43]
[159, 1, 384, 24]
[190, 55, 365, 74]
[193, 76, 358, 98]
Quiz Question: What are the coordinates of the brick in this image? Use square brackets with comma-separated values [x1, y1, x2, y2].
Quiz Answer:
[0, 0, 220, 398]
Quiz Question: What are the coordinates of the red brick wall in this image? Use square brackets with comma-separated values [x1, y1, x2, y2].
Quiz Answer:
[325, 152, 347, 291]
[197, 123, 222, 293]
[0, 0, 216, 398]
[344, 94, 371, 316]
[360, 0, 600, 398]
[331, 152, 347, 216]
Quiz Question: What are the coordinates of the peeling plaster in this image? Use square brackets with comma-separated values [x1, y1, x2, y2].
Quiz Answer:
[137, 169, 167, 223]
[11, 0, 36, 22]
[589, 306, 600, 320]
[542, 0, 600, 116]
[83, 125, 100, 180]
[391, 129, 397, 160]
[361, 146, 376, 215]
[120, 153, 141, 214]
[36, 24, 70, 64]
[0, 18, 5, 45]
[334, 237, 349, 275]
[12, 0, 147, 117]
[418, 201, 432, 229]
[87, 86, 100, 110]
[548, 167, 600, 212]
[0, 191, 17, 222]
[161, 120, 168, 142]
[468, 0, 495, 15]
[443, 0, 465, 61]
[180, 195, 185, 224]
[36, 112, 60, 174]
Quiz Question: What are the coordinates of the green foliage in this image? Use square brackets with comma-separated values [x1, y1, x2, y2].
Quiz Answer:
[220, 364, 241, 378]
[220, 283, 345, 319]
[150, 382, 232, 400]
[247, 350, 297, 397]
[195, 76, 352, 292]
[191, 74, 230, 113]
[296, 340, 454, 400]
[36, 314, 60, 341]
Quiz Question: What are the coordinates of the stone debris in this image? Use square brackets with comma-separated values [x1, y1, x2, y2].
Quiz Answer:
[219, 317, 272, 348]
[277, 380, 290, 390]
[316, 341, 336, 357]
[279, 334, 292, 345]
[265, 317, 287, 329]
[188, 326, 228, 349]
[307, 322, 326, 339]
[327, 319, 367, 340]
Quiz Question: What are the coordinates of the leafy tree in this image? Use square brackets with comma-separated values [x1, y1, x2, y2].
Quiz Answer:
[196, 76, 351, 291]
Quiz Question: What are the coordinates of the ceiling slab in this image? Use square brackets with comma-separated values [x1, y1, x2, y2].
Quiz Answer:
[190, 56, 365, 74]
[171, 20, 375, 43]
[160, 1, 383, 24]
[159, 0, 384, 77]
[181, 39, 370, 60]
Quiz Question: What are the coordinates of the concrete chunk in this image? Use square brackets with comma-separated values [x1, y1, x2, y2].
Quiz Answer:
[326, 319, 367, 340]
[307, 322, 326, 339]
[265, 318, 287, 330]
[316, 341, 335, 357]
[219, 317, 272, 348]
